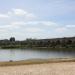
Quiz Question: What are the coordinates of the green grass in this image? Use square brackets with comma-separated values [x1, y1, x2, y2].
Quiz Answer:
[30, 47, 75, 51]
[1, 46, 75, 50]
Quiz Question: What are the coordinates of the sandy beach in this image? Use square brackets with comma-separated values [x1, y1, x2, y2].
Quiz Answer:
[0, 61, 75, 75]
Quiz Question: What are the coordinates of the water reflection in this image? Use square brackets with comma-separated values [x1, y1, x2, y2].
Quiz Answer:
[0, 49, 75, 61]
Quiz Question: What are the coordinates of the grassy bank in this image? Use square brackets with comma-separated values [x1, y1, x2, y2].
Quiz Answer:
[30, 47, 75, 51]
[1, 46, 75, 51]
[0, 58, 75, 66]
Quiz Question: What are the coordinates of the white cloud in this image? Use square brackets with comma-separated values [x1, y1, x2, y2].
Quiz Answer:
[25, 13, 36, 20]
[22, 21, 58, 27]
[0, 14, 9, 18]
[0, 21, 25, 29]
[66, 25, 75, 28]
[0, 8, 74, 39]
[9, 21, 26, 29]
[0, 25, 11, 29]
[11, 21, 25, 26]
[12, 9, 27, 16]
[55, 27, 67, 32]
[25, 27, 42, 33]
[0, 20, 60, 32]
[0, 8, 36, 21]
[7, 8, 36, 20]
[41, 21, 58, 26]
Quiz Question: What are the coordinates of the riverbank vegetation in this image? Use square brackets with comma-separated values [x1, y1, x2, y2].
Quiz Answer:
[0, 37, 75, 49]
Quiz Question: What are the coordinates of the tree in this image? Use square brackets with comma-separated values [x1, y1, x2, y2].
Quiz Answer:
[56, 40, 60, 45]
[10, 37, 15, 42]
[61, 40, 66, 47]
[50, 41, 56, 48]
[67, 40, 72, 45]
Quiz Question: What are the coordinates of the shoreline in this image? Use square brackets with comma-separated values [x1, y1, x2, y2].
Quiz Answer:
[0, 47, 75, 51]
[0, 58, 75, 66]
[0, 59, 75, 75]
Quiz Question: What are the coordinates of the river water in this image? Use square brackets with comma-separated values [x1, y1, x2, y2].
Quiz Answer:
[0, 49, 75, 61]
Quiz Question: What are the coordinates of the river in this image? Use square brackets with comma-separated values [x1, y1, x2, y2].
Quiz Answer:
[0, 49, 75, 61]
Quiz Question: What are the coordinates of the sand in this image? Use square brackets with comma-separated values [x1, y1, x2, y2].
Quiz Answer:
[0, 62, 75, 75]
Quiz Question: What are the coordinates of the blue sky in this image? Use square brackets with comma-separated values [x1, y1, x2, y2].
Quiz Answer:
[0, 0, 75, 40]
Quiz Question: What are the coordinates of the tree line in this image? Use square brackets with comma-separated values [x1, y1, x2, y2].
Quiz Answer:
[0, 37, 75, 48]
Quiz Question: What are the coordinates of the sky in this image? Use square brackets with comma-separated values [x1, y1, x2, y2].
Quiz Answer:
[0, 0, 75, 40]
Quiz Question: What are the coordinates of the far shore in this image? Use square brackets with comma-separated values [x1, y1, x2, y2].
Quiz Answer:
[0, 58, 75, 66]
[0, 46, 75, 51]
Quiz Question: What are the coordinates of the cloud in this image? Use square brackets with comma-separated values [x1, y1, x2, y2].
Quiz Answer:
[40, 21, 58, 26]
[0, 20, 59, 32]
[0, 8, 37, 33]
[25, 27, 43, 33]
[66, 25, 75, 28]
[7, 8, 36, 20]
[0, 0, 74, 40]
[11, 21, 26, 26]
[12, 9, 27, 16]
[55, 27, 67, 32]
[0, 24, 19, 30]
[0, 14, 9, 18]
[0, 21, 26, 29]
[0, 8, 36, 21]
[0, 25, 10, 29]
[21, 21, 58, 27]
